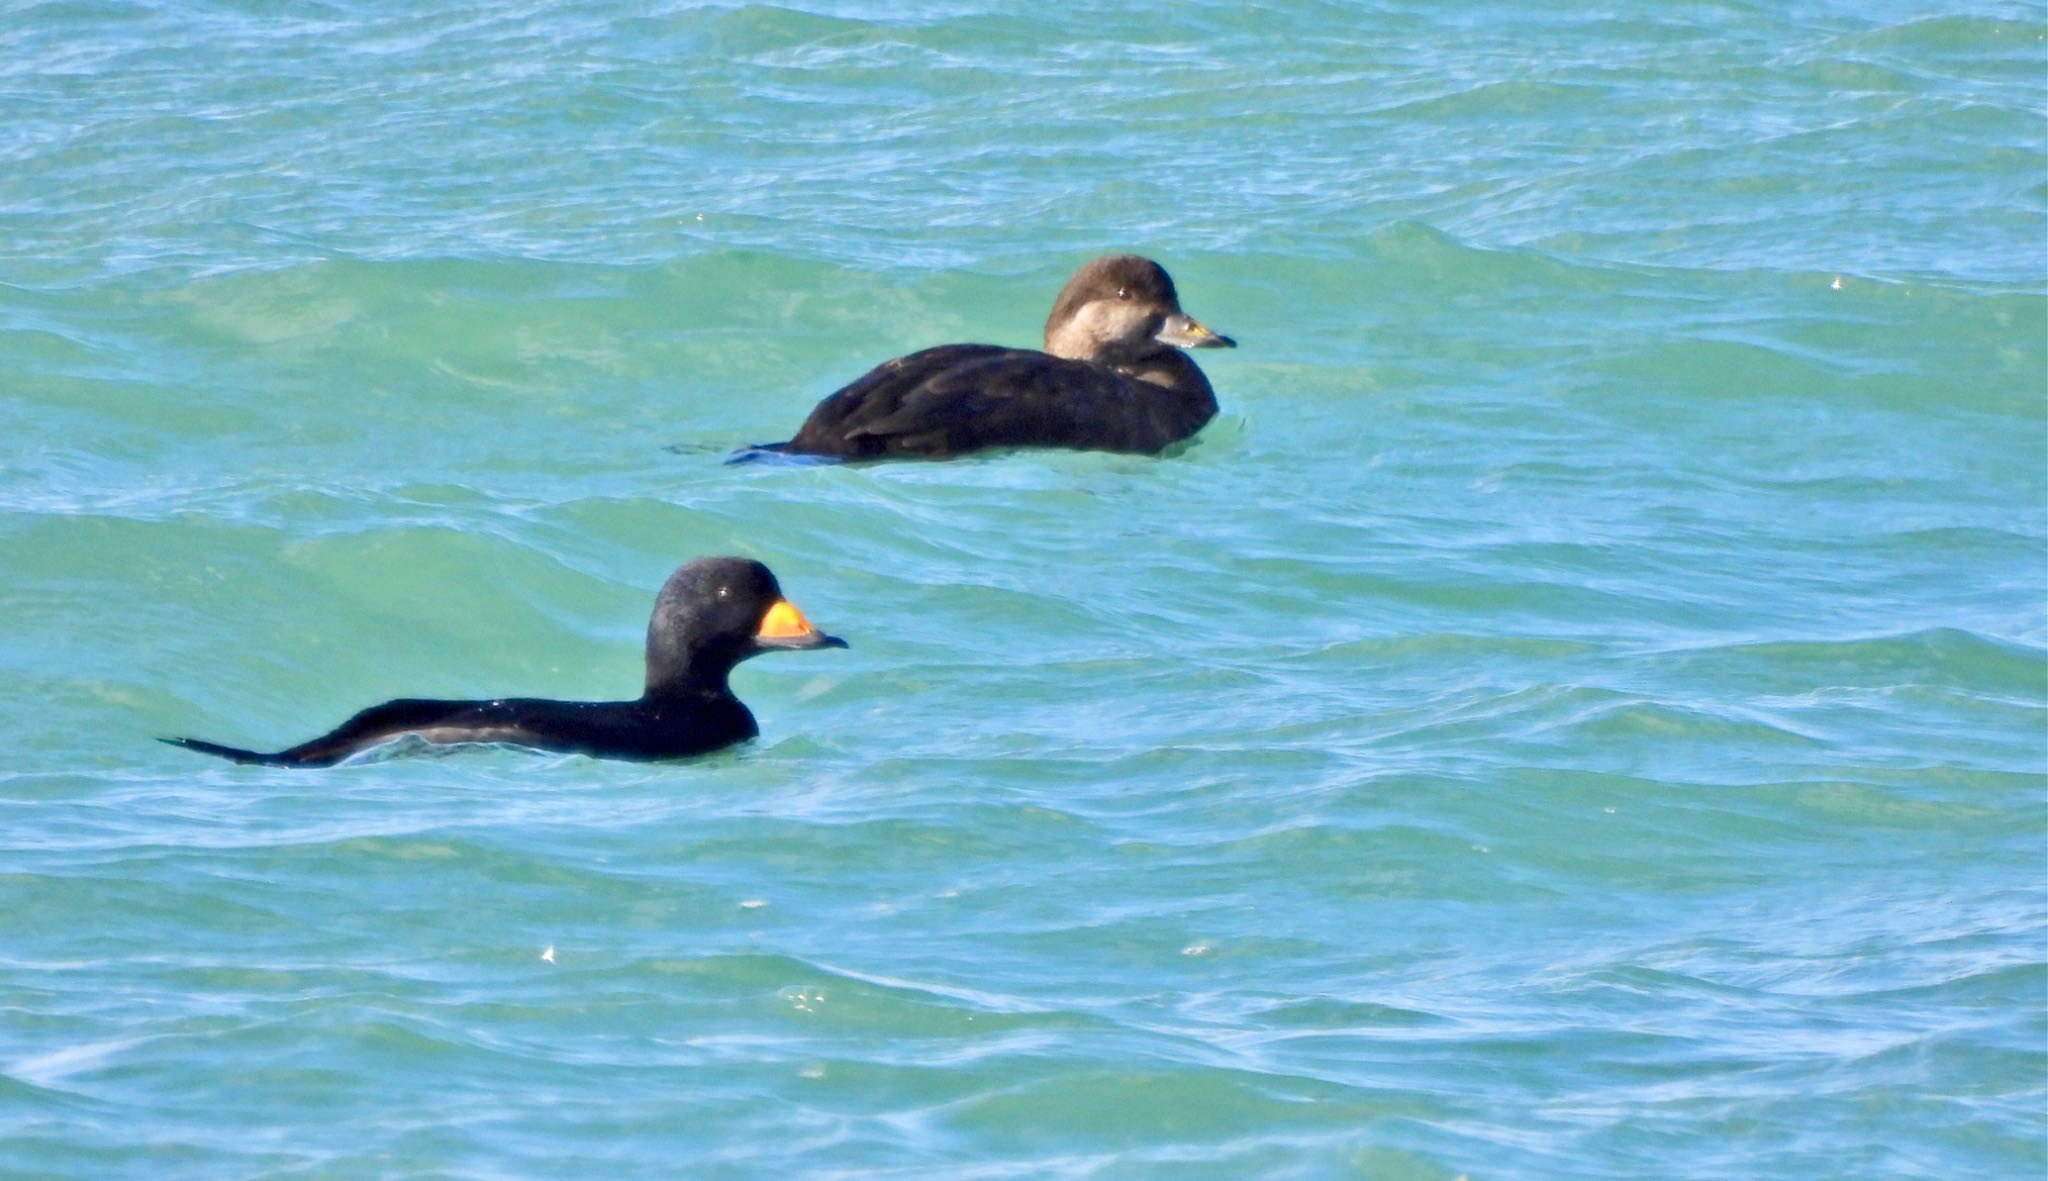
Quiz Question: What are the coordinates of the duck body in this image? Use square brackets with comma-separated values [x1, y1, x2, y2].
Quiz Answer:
[740, 255, 1234, 463]
[757, 343, 1218, 461]
[162, 556, 845, 768]
[163, 693, 759, 768]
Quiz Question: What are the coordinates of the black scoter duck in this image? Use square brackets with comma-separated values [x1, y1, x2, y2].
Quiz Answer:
[737, 254, 1235, 462]
[162, 556, 845, 767]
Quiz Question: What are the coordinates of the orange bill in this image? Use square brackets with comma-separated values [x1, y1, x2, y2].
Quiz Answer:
[756, 598, 820, 640]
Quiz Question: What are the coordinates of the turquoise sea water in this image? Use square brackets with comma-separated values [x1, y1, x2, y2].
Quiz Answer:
[4, 2, 2045, 1177]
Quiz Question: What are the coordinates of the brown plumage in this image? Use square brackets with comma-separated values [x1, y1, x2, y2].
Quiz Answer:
[737, 255, 1236, 463]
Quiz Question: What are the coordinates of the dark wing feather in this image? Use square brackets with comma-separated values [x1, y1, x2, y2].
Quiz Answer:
[781, 345, 1189, 459]
[165, 698, 553, 768]
[782, 345, 1014, 459]
[272, 698, 515, 765]
[165, 696, 756, 768]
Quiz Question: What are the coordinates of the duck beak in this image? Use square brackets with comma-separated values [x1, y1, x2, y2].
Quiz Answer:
[1155, 313, 1236, 350]
[753, 598, 849, 651]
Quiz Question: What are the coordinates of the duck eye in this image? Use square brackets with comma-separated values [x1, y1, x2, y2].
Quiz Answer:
[1116, 287, 1129, 300]
[716, 585, 731, 599]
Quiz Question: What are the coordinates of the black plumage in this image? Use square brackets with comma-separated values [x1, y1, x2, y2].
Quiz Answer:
[162, 556, 845, 767]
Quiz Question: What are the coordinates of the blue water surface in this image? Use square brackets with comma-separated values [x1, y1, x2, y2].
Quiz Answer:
[2, 3, 2043, 1178]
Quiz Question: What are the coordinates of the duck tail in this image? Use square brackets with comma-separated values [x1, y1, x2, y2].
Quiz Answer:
[724, 441, 783, 465]
[159, 736, 299, 767]
[724, 442, 840, 466]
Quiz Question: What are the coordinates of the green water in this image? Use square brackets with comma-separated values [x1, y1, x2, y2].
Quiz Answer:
[3, 3, 2044, 1178]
